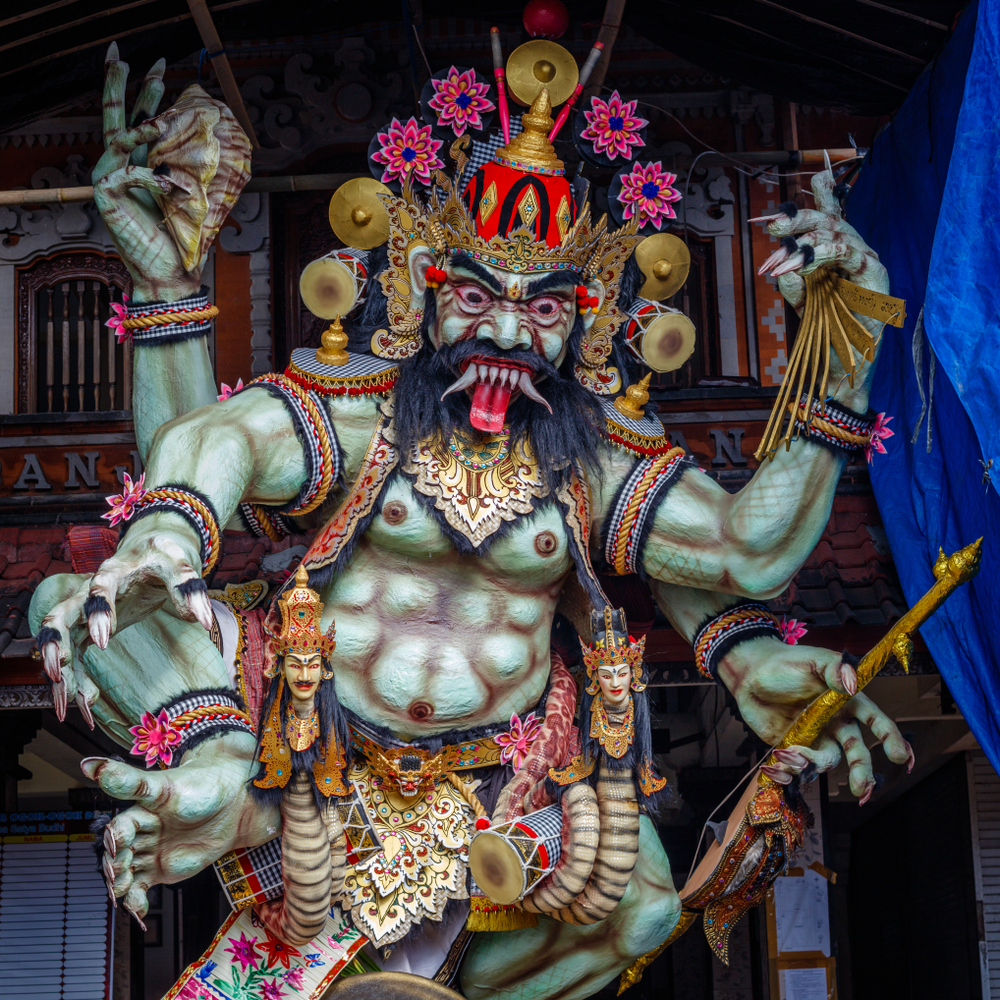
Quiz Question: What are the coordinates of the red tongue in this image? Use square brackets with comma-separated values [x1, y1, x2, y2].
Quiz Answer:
[470, 380, 513, 433]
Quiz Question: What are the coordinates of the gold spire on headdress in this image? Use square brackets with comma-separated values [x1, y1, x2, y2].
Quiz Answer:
[580, 606, 646, 694]
[272, 564, 336, 660]
[495, 88, 564, 174]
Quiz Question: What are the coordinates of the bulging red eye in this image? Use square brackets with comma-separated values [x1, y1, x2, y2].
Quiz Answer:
[455, 284, 494, 309]
[530, 296, 561, 317]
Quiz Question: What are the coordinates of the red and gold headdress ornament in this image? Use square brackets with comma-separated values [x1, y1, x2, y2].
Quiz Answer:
[581, 606, 647, 695]
[264, 564, 336, 675]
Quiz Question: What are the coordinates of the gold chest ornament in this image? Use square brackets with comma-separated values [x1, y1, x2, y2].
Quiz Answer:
[589, 693, 635, 759]
[403, 425, 549, 546]
[337, 764, 479, 947]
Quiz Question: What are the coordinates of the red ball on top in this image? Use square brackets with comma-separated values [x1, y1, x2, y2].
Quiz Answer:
[523, 0, 569, 39]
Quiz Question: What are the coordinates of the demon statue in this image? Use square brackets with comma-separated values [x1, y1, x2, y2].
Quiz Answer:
[29, 44, 913, 1000]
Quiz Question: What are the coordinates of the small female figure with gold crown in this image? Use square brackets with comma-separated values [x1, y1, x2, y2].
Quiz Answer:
[249, 565, 351, 946]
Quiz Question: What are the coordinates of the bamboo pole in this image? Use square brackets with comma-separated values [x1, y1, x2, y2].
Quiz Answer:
[583, 0, 627, 99]
[185, 0, 259, 148]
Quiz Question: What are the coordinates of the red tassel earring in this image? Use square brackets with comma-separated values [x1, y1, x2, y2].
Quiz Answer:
[426, 265, 448, 290]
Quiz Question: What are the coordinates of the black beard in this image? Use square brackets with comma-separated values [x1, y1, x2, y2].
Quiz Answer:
[391, 329, 604, 491]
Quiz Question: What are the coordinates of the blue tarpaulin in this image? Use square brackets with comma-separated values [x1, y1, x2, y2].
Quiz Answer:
[849, 0, 1000, 770]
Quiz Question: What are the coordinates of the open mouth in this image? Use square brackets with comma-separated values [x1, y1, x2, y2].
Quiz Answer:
[441, 354, 552, 433]
[294, 681, 314, 691]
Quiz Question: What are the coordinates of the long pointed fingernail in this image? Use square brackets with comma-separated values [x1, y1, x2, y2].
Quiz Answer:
[773, 749, 808, 768]
[762, 766, 793, 785]
[103, 856, 116, 883]
[54, 682, 67, 722]
[758, 247, 790, 275]
[77, 694, 95, 730]
[106, 879, 117, 906]
[89, 610, 112, 650]
[189, 590, 214, 631]
[859, 782, 874, 806]
[125, 905, 146, 932]
[80, 756, 109, 780]
[104, 827, 117, 859]
[748, 214, 781, 223]
[771, 251, 806, 276]
[42, 642, 62, 683]
[841, 663, 858, 696]
[905, 741, 915, 774]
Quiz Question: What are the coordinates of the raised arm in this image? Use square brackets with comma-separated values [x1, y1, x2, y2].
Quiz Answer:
[641, 166, 887, 597]
[93, 44, 251, 457]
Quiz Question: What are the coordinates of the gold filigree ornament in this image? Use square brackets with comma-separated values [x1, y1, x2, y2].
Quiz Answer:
[338, 763, 478, 947]
[402, 425, 549, 547]
[589, 693, 635, 759]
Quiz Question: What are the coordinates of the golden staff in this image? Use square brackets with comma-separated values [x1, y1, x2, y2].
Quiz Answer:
[620, 538, 982, 989]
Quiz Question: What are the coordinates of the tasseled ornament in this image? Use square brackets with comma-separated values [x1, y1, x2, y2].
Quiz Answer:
[466, 893, 538, 932]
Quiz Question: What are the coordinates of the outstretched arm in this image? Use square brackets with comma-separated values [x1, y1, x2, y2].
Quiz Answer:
[642, 166, 888, 597]
[650, 580, 913, 801]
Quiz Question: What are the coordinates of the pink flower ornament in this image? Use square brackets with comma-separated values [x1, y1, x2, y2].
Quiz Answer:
[261, 980, 288, 1000]
[104, 293, 130, 344]
[618, 161, 682, 230]
[129, 709, 182, 767]
[283, 968, 306, 990]
[428, 67, 494, 137]
[223, 932, 260, 974]
[496, 711, 543, 772]
[102, 471, 147, 526]
[581, 91, 647, 161]
[779, 616, 809, 645]
[218, 378, 244, 401]
[372, 118, 444, 187]
[866, 412, 894, 464]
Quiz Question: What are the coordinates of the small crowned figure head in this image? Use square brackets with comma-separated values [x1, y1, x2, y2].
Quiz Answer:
[581, 606, 646, 713]
[267, 565, 337, 708]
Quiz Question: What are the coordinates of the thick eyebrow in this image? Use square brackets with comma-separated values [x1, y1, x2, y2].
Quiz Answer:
[525, 271, 581, 297]
[449, 253, 504, 294]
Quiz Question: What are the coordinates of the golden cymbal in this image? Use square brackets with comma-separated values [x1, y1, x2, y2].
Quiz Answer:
[328, 176, 391, 249]
[635, 233, 691, 301]
[638, 310, 697, 372]
[506, 39, 578, 107]
[299, 256, 359, 320]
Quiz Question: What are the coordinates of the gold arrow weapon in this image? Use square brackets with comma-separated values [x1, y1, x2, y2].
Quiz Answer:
[619, 538, 982, 990]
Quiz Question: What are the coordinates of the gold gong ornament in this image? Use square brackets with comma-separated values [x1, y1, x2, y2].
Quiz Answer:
[329, 176, 392, 249]
[635, 233, 691, 301]
[506, 39, 579, 107]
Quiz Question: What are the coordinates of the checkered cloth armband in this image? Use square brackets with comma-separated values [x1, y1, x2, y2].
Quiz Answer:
[127, 287, 216, 345]
[692, 602, 782, 681]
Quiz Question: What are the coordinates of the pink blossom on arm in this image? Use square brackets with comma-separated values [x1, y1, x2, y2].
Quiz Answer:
[102, 471, 147, 526]
[779, 616, 809, 645]
[495, 711, 543, 771]
[129, 709, 182, 767]
[218, 378, 244, 401]
[104, 293, 131, 344]
[866, 413, 894, 464]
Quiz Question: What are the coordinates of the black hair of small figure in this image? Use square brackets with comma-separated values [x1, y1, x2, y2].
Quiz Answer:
[542, 684, 673, 818]
[249, 661, 351, 812]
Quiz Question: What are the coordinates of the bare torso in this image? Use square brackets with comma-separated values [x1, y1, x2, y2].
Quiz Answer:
[322, 474, 573, 740]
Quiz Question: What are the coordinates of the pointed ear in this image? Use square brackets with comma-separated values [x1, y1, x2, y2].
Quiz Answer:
[407, 244, 435, 300]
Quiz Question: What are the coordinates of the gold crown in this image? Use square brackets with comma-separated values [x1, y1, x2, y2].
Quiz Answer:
[377, 180, 642, 352]
[581, 606, 646, 694]
[269, 564, 337, 663]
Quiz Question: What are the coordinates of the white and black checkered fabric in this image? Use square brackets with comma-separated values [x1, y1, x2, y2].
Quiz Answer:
[162, 691, 255, 763]
[289, 348, 398, 379]
[138, 493, 213, 566]
[128, 289, 213, 344]
[598, 397, 667, 438]
[796, 395, 875, 457]
[517, 803, 563, 870]
[214, 837, 284, 910]
[247, 376, 342, 514]
[456, 120, 522, 190]
[604, 452, 691, 573]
